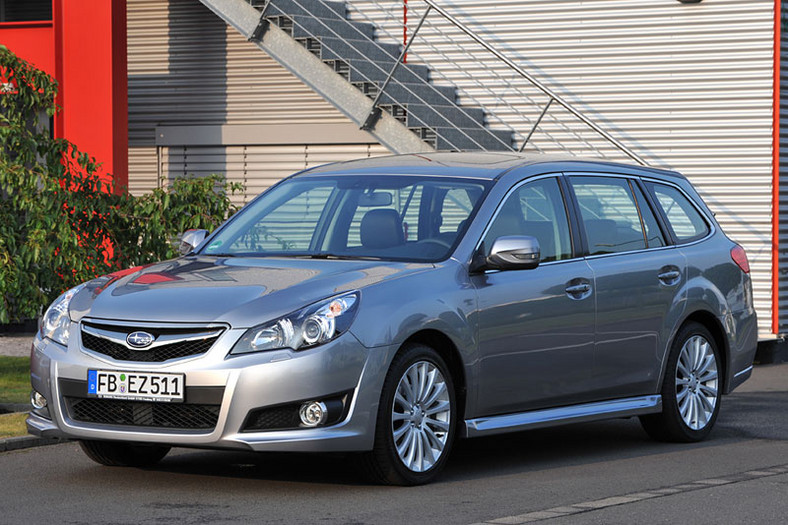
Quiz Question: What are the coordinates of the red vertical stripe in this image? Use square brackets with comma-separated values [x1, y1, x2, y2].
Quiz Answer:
[773, 0, 781, 335]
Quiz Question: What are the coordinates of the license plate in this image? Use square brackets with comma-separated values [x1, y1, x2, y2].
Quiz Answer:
[87, 370, 185, 403]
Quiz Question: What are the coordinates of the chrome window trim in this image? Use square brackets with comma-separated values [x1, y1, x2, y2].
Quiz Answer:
[564, 171, 716, 256]
[637, 175, 716, 245]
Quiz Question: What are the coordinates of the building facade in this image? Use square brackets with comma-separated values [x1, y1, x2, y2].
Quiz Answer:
[1, 0, 784, 339]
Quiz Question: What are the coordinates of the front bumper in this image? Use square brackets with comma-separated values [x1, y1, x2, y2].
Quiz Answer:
[28, 329, 397, 453]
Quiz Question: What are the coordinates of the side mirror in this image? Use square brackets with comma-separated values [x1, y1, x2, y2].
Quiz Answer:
[482, 235, 541, 271]
[179, 229, 209, 256]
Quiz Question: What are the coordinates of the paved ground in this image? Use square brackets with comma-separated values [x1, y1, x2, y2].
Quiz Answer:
[0, 362, 786, 524]
[0, 333, 34, 357]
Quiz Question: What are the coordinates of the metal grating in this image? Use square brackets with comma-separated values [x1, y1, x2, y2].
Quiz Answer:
[81, 331, 218, 362]
[65, 397, 220, 430]
[242, 404, 302, 431]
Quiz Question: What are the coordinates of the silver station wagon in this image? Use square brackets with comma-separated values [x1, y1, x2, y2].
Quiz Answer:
[28, 152, 758, 485]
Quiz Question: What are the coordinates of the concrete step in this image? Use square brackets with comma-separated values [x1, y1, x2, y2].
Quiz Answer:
[428, 127, 514, 151]
[402, 104, 486, 130]
[288, 13, 375, 41]
[353, 81, 458, 107]
[257, 0, 347, 20]
[343, 58, 430, 85]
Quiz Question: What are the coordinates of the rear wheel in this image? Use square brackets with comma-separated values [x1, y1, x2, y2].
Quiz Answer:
[640, 322, 722, 442]
[79, 440, 170, 467]
[361, 344, 456, 485]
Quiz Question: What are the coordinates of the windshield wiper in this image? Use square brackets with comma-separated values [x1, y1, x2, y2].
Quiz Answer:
[307, 253, 385, 261]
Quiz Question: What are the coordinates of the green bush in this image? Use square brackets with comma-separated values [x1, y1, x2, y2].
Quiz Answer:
[0, 46, 242, 323]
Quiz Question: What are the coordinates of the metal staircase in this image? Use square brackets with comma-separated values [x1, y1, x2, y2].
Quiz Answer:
[198, 0, 645, 163]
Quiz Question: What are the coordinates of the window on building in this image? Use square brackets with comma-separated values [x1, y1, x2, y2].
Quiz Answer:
[0, 0, 53, 23]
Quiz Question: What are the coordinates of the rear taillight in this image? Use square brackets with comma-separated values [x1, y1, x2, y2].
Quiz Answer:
[731, 244, 750, 273]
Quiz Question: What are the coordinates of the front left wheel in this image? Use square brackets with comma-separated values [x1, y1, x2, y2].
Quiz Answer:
[361, 344, 456, 485]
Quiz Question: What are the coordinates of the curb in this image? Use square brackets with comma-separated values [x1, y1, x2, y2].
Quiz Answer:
[0, 435, 66, 452]
[0, 404, 30, 414]
[756, 339, 788, 365]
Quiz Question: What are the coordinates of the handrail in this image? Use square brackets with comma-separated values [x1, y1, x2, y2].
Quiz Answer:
[420, 0, 647, 166]
[272, 0, 510, 151]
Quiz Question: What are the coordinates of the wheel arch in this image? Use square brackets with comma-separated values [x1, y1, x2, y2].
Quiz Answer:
[402, 329, 468, 426]
[670, 310, 730, 393]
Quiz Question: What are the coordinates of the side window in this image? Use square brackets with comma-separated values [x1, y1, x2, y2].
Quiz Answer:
[570, 176, 646, 255]
[647, 183, 710, 243]
[482, 178, 572, 263]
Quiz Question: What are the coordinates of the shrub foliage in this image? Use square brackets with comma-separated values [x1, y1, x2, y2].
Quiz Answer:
[0, 46, 242, 323]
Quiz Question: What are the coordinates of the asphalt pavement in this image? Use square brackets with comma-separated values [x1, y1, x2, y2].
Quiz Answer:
[0, 333, 32, 357]
[0, 361, 786, 524]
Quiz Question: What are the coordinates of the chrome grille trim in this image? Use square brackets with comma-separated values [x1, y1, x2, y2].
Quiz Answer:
[79, 319, 228, 363]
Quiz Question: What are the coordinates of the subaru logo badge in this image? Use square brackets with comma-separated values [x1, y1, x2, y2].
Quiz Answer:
[126, 331, 155, 349]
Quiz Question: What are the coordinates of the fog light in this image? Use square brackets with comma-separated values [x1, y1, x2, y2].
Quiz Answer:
[31, 390, 47, 410]
[299, 401, 327, 427]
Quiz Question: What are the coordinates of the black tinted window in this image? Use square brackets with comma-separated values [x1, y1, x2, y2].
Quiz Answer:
[633, 184, 666, 248]
[483, 178, 572, 262]
[647, 183, 710, 243]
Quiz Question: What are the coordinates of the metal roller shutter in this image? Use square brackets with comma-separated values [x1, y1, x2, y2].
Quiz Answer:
[163, 143, 389, 206]
[351, 0, 775, 337]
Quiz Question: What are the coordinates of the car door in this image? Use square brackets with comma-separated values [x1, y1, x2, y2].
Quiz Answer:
[568, 174, 686, 400]
[472, 176, 596, 416]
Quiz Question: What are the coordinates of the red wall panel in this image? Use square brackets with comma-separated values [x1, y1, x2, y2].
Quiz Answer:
[0, 22, 55, 75]
[0, 2, 128, 191]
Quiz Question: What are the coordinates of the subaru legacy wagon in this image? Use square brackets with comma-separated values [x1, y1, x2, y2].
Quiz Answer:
[28, 152, 757, 485]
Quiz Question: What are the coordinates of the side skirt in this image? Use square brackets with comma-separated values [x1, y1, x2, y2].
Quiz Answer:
[463, 395, 662, 438]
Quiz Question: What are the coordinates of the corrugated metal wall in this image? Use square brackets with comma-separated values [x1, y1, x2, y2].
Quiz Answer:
[127, 0, 379, 198]
[163, 143, 389, 205]
[351, 0, 776, 337]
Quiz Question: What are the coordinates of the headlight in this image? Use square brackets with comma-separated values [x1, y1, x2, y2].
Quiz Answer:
[231, 292, 359, 355]
[40, 283, 86, 346]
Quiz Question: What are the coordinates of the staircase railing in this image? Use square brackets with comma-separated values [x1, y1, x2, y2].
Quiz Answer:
[248, 0, 514, 151]
[347, 0, 648, 165]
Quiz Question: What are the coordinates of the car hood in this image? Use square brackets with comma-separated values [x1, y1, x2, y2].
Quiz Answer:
[70, 256, 433, 328]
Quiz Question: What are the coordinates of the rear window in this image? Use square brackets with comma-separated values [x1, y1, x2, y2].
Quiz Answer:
[646, 183, 710, 243]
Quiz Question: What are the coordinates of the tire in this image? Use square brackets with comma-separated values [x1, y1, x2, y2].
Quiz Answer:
[640, 322, 722, 442]
[79, 440, 170, 467]
[360, 344, 457, 485]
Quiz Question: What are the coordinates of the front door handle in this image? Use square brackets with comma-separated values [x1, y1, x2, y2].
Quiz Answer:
[566, 284, 590, 295]
[565, 278, 592, 300]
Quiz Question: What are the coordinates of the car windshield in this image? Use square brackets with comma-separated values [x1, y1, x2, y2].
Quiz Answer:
[200, 174, 492, 262]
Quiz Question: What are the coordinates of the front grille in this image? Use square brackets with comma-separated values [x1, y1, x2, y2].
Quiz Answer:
[65, 397, 220, 430]
[80, 322, 224, 363]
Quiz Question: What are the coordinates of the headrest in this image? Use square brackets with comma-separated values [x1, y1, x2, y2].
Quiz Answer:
[360, 209, 404, 249]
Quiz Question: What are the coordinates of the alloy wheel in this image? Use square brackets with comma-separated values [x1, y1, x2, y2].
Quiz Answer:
[675, 335, 719, 431]
[391, 360, 452, 473]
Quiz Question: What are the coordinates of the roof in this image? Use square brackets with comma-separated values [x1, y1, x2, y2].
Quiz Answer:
[298, 151, 682, 181]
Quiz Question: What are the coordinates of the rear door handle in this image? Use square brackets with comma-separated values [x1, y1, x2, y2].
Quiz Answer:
[658, 268, 681, 285]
